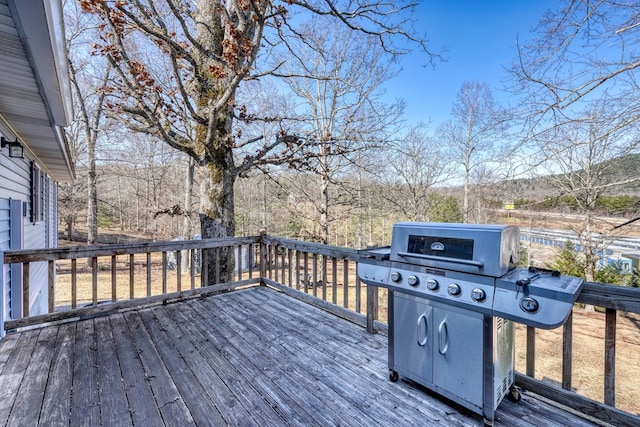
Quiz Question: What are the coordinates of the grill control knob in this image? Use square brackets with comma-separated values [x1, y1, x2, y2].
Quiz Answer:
[520, 297, 540, 313]
[407, 275, 419, 287]
[447, 283, 461, 296]
[471, 288, 486, 302]
[426, 279, 439, 291]
[390, 271, 402, 282]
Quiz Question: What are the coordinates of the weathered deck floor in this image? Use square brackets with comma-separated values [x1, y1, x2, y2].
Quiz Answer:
[0, 286, 604, 426]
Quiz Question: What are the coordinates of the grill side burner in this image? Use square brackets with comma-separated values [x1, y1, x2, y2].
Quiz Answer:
[357, 222, 584, 426]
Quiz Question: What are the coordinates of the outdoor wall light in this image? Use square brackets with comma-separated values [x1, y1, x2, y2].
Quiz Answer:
[1, 136, 24, 159]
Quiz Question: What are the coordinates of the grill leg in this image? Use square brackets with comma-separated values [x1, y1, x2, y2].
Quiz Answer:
[483, 418, 493, 427]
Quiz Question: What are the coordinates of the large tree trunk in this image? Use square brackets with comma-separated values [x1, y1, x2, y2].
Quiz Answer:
[200, 148, 236, 285]
[194, 1, 236, 285]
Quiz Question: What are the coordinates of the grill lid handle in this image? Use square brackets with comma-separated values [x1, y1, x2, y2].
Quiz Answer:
[396, 252, 484, 269]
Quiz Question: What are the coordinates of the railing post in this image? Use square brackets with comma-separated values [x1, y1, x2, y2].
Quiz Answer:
[562, 311, 573, 391]
[366, 284, 378, 334]
[604, 308, 616, 407]
[259, 231, 267, 284]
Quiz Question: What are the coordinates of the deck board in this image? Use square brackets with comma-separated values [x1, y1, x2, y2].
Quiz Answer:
[0, 285, 609, 426]
[121, 310, 195, 425]
[39, 322, 75, 426]
[8, 326, 57, 425]
[95, 316, 133, 426]
[0, 329, 40, 426]
[71, 317, 100, 426]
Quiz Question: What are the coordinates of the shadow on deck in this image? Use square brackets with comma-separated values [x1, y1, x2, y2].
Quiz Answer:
[0, 286, 608, 426]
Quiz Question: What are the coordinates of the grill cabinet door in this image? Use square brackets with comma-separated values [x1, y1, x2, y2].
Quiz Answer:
[393, 293, 433, 384]
[433, 305, 484, 407]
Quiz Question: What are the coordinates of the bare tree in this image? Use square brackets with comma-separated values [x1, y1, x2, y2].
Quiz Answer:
[378, 126, 453, 221]
[535, 101, 640, 281]
[63, 1, 113, 244]
[439, 81, 509, 223]
[81, 0, 434, 283]
[511, 1, 640, 280]
[273, 17, 404, 244]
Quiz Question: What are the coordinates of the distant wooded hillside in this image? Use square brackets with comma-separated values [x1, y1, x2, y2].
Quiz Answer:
[488, 153, 640, 207]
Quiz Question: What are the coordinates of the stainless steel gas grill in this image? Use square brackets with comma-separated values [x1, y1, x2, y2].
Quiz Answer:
[357, 222, 584, 426]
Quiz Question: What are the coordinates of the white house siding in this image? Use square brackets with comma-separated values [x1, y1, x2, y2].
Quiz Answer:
[1, 198, 9, 329]
[0, 152, 53, 318]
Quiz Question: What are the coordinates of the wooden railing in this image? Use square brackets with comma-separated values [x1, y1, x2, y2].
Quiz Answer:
[1, 235, 639, 426]
[260, 236, 386, 334]
[1, 236, 261, 329]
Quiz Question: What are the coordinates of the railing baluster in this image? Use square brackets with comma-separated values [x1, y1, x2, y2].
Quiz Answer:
[267, 245, 272, 280]
[146, 252, 152, 297]
[111, 255, 117, 302]
[258, 242, 266, 281]
[190, 249, 196, 290]
[303, 251, 309, 293]
[48, 260, 55, 313]
[227, 246, 233, 283]
[355, 272, 361, 313]
[332, 257, 337, 305]
[214, 247, 220, 284]
[129, 253, 135, 299]
[312, 253, 318, 297]
[237, 245, 243, 282]
[343, 259, 349, 309]
[562, 311, 573, 390]
[526, 325, 536, 377]
[604, 308, 616, 407]
[177, 250, 182, 291]
[202, 248, 209, 287]
[248, 244, 254, 279]
[92, 256, 98, 306]
[295, 250, 300, 290]
[281, 247, 286, 285]
[322, 255, 328, 301]
[162, 252, 168, 294]
[71, 258, 77, 309]
[287, 248, 293, 288]
[23, 263, 29, 318]
[274, 246, 279, 283]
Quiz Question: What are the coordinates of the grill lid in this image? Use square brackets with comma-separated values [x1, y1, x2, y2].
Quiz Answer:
[390, 222, 520, 277]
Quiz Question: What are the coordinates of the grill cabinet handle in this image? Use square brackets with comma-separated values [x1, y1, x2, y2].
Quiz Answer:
[438, 320, 449, 355]
[396, 252, 484, 269]
[417, 313, 428, 346]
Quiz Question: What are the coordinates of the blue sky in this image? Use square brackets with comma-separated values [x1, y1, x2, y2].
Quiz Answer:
[387, 1, 557, 127]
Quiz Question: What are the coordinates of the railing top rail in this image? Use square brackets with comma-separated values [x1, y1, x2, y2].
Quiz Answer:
[262, 236, 361, 260]
[578, 281, 640, 313]
[2, 236, 260, 263]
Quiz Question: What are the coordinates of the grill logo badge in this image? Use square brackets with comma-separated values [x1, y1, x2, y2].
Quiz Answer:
[430, 242, 445, 251]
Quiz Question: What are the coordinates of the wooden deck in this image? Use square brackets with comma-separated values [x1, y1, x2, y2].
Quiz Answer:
[0, 286, 606, 426]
